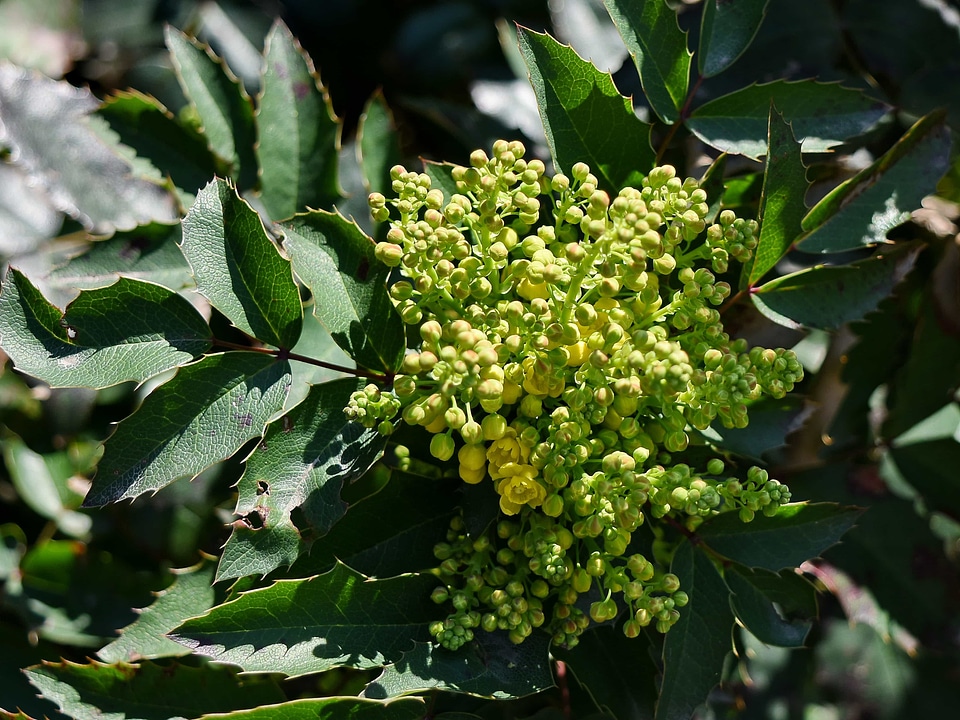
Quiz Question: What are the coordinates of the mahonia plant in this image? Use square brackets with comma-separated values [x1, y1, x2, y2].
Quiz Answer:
[344, 140, 803, 651]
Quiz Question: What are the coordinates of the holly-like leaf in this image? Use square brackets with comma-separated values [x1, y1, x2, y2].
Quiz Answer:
[726, 565, 817, 648]
[517, 27, 655, 191]
[282, 209, 404, 373]
[171, 563, 437, 677]
[181, 178, 303, 349]
[706, 396, 812, 461]
[751, 242, 921, 330]
[656, 542, 734, 720]
[359, 91, 403, 197]
[196, 697, 426, 720]
[0, 268, 211, 389]
[798, 111, 952, 253]
[217, 379, 386, 582]
[257, 20, 340, 220]
[0, 160, 62, 257]
[26, 659, 284, 720]
[0, 63, 177, 233]
[699, 153, 728, 224]
[742, 107, 808, 289]
[602, 0, 691, 124]
[686, 80, 889, 159]
[696, 503, 863, 572]
[84, 352, 291, 506]
[165, 27, 257, 189]
[698, 0, 770, 77]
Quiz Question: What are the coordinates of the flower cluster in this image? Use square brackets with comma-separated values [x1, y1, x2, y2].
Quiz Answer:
[345, 140, 802, 649]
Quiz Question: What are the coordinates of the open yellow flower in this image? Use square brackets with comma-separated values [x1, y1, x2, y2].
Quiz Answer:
[495, 463, 546, 515]
[486, 429, 529, 478]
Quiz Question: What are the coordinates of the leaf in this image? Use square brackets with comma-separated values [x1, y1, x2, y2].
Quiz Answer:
[517, 27, 655, 191]
[0, 161, 61, 257]
[171, 563, 438, 677]
[197, 697, 426, 720]
[656, 542, 734, 720]
[698, 153, 727, 224]
[0, 268, 212, 389]
[698, 0, 770, 77]
[84, 352, 291, 506]
[696, 503, 863, 572]
[364, 632, 553, 700]
[602, 0, 691, 124]
[217, 379, 386, 582]
[26, 659, 284, 720]
[706, 396, 812, 461]
[181, 178, 303, 349]
[889, 439, 960, 519]
[725, 565, 816, 647]
[798, 111, 953, 253]
[165, 27, 257, 189]
[742, 107, 808, 289]
[0, 63, 177, 233]
[98, 558, 219, 663]
[751, 242, 921, 330]
[686, 80, 889, 160]
[257, 20, 341, 220]
[282, 209, 405, 373]
[359, 91, 402, 197]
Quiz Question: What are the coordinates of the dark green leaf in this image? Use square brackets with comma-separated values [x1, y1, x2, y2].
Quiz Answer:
[751, 243, 921, 330]
[257, 20, 341, 220]
[422, 161, 461, 201]
[687, 80, 889, 159]
[282, 209, 404, 373]
[798, 111, 953, 252]
[656, 542, 734, 720]
[197, 697, 426, 720]
[889, 439, 960, 519]
[517, 27, 655, 191]
[698, 0, 770, 77]
[698, 153, 728, 224]
[707, 395, 812, 461]
[171, 563, 437, 677]
[697, 503, 863, 571]
[602, 0, 691, 124]
[0, 268, 211, 389]
[726, 565, 816, 647]
[85, 352, 291, 506]
[0, 625, 69, 720]
[358, 91, 402, 197]
[181, 178, 303, 348]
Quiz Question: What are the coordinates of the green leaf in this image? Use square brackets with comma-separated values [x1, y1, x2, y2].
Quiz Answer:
[0, 64, 177, 233]
[698, 153, 728, 224]
[656, 542, 734, 720]
[706, 396, 812, 461]
[697, 503, 863, 571]
[84, 352, 291, 506]
[0, 160, 61, 257]
[726, 565, 816, 648]
[889, 439, 960, 519]
[687, 80, 889, 159]
[171, 563, 437, 677]
[282, 209, 404, 373]
[98, 558, 219, 663]
[742, 107, 808, 289]
[257, 20, 341, 220]
[798, 111, 953, 253]
[0, 268, 212, 389]
[165, 27, 257, 189]
[217, 379, 386, 582]
[602, 0, 691, 124]
[26, 659, 284, 720]
[698, 0, 770, 77]
[197, 697, 426, 720]
[359, 91, 402, 196]
[181, 178, 303, 348]
[751, 242, 921, 330]
[517, 27, 655, 191]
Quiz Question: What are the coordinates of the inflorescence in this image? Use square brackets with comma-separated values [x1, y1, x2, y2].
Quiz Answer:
[345, 140, 802, 649]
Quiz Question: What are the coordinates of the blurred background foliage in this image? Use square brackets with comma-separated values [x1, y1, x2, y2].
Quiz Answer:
[0, 0, 959, 718]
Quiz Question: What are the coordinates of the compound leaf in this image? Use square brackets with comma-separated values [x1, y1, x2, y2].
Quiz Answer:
[196, 697, 426, 720]
[707, 395, 812, 461]
[726, 565, 816, 648]
[698, 0, 769, 77]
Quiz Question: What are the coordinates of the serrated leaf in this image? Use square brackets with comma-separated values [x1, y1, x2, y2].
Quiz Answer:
[798, 111, 953, 253]
[0, 268, 212, 389]
[171, 563, 437, 677]
[257, 20, 340, 220]
[751, 242, 920, 330]
[26, 659, 284, 720]
[165, 27, 257, 189]
[707, 395, 813, 461]
[0, 63, 177, 233]
[517, 27, 655, 191]
[697, 503, 863, 572]
[359, 91, 402, 197]
[85, 352, 291, 506]
[98, 558, 219, 663]
[0, 160, 61, 257]
[198, 697, 425, 720]
[726, 565, 816, 647]
[217, 379, 386, 582]
[698, 0, 769, 77]
[656, 542, 734, 720]
[181, 178, 303, 348]
[889, 439, 960, 519]
[364, 632, 552, 700]
[422, 161, 461, 201]
[281, 209, 404, 374]
[699, 153, 727, 224]
[742, 107, 808, 288]
[687, 80, 889, 159]
[602, 0, 691, 124]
